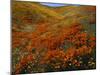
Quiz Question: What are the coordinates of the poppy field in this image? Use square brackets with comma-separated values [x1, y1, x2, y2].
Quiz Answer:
[12, 1, 96, 74]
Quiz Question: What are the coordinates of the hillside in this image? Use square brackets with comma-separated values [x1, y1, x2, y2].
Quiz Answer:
[12, 1, 96, 74]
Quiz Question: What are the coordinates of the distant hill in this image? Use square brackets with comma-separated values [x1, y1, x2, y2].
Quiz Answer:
[12, 1, 96, 33]
[12, 1, 64, 23]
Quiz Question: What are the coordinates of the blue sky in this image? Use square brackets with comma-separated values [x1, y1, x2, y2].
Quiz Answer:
[40, 2, 80, 7]
[40, 3, 68, 7]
